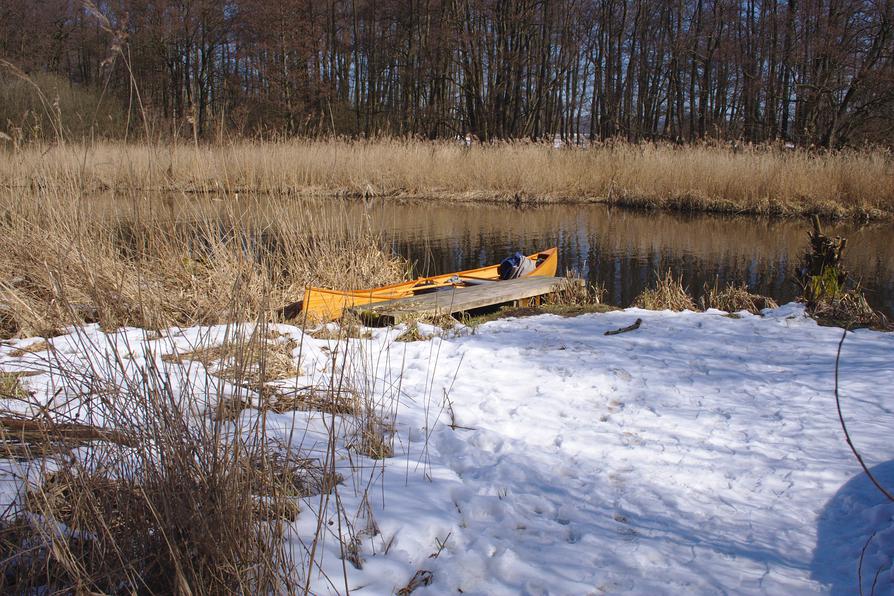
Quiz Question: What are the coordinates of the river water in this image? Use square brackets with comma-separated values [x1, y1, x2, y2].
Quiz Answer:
[55, 193, 894, 319]
[349, 200, 894, 318]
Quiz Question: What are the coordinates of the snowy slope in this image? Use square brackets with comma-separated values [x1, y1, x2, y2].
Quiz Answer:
[2, 304, 892, 595]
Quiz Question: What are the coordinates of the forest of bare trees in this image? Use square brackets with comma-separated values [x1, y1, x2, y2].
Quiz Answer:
[1, 0, 892, 147]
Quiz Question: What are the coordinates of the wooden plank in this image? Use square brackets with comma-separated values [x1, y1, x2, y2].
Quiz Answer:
[352, 276, 579, 324]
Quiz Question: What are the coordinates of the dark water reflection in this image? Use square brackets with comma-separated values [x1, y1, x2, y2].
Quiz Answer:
[352, 200, 893, 318]
[73, 193, 894, 318]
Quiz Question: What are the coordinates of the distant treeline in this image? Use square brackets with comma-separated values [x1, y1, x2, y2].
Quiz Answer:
[1, 0, 892, 146]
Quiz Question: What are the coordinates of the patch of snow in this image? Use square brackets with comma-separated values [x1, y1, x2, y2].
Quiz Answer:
[2, 304, 892, 594]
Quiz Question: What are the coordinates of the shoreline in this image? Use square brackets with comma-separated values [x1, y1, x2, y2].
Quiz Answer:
[3, 184, 888, 221]
[2, 139, 892, 221]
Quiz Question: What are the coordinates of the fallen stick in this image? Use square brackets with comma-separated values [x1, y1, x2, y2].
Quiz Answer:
[604, 318, 642, 336]
[0, 417, 137, 449]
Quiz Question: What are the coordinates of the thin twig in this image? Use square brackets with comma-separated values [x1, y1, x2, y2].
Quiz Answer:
[858, 530, 876, 596]
[834, 327, 894, 502]
[605, 318, 642, 336]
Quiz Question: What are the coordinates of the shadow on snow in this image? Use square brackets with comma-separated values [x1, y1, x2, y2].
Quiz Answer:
[811, 460, 894, 595]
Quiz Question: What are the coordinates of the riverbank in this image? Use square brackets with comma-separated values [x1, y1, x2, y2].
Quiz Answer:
[3, 140, 893, 219]
[4, 184, 892, 337]
[0, 188, 410, 338]
[1, 305, 892, 593]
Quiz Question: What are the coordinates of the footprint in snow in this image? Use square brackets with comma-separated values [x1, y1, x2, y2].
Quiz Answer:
[470, 432, 504, 454]
[611, 368, 633, 382]
[612, 513, 641, 542]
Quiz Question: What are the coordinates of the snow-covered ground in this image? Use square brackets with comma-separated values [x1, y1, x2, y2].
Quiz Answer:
[2, 304, 893, 595]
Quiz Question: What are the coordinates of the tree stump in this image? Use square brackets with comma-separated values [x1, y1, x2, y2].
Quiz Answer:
[799, 215, 847, 305]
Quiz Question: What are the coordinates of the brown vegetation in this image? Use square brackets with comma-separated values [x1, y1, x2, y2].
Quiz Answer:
[0, 372, 30, 400]
[0, 324, 304, 593]
[3, 140, 893, 219]
[797, 217, 890, 329]
[0, 311, 399, 592]
[0, 169, 405, 592]
[809, 290, 888, 329]
[546, 271, 606, 306]
[700, 281, 779, 314]
[633, 272, 698, 311]
[0, 185, 405, 338]
[0, 72, 128, 144]
[633, 272, 784, 316]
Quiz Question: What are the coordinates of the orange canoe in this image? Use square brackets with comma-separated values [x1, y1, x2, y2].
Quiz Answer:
[301, 247, 558, 322]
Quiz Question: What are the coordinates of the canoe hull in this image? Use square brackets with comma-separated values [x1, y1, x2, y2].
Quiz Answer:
[302, 248, 558, 322]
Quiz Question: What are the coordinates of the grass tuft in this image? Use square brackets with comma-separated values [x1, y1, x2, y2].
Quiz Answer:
[809, 287, 890, 330]
[546, 271, 606, 307]
[351, 418, 395, 460]
[700, 281, 779, 314]
[7, 340, 51, 358]
[394, 313, 459, 342]
[0, 373, 31, 400]
[633, 271, 697, 311]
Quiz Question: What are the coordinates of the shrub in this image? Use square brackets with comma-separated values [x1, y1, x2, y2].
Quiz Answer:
[796, 216, 888, 329]
[0, 71, 128, 143]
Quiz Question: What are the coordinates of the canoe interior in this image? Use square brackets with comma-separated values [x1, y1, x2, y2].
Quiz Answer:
[302, 248, 558, 322]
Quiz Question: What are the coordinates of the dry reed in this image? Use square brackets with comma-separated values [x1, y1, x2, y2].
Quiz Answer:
[394, 313, 461, 342]
[0, 372, 30, 400]
[700, 280, 779, 314]
[0, 309, 402, 592]
[0, 139, 415, 592]
[633, 271, 698, 311]
[0, 188, 407, 590]
[0, 323, 304, 592]
[3, 139, 892, 218]
[0, 187, 405, 338]
[808, 289, 890, 329]
[546, 271, 606, 306]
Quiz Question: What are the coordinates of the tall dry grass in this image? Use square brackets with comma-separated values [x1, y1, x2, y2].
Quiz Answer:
[699, 280, 779, 314]
[0, 100, 420, 589]
[633, 271, 787, 314]
[0, 187, 406, 338]
[2, 139, 893, 218]
[0, 312, 404, 592]
[1, 326, 295, 593]
[633, 271, 698, 311]
[0, 227, 399, 594]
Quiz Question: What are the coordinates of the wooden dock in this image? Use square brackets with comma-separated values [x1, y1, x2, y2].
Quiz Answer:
[351, 276, 578, 324]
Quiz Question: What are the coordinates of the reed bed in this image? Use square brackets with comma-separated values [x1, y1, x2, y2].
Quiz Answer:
[0, 187, 405, 338]
[2, 139, 893, 218]
[0, 146, 414, 593]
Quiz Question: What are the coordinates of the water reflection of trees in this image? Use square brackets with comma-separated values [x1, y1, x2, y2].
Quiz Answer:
[46, 192, 894, 317]
[369, 202, 893, 316]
